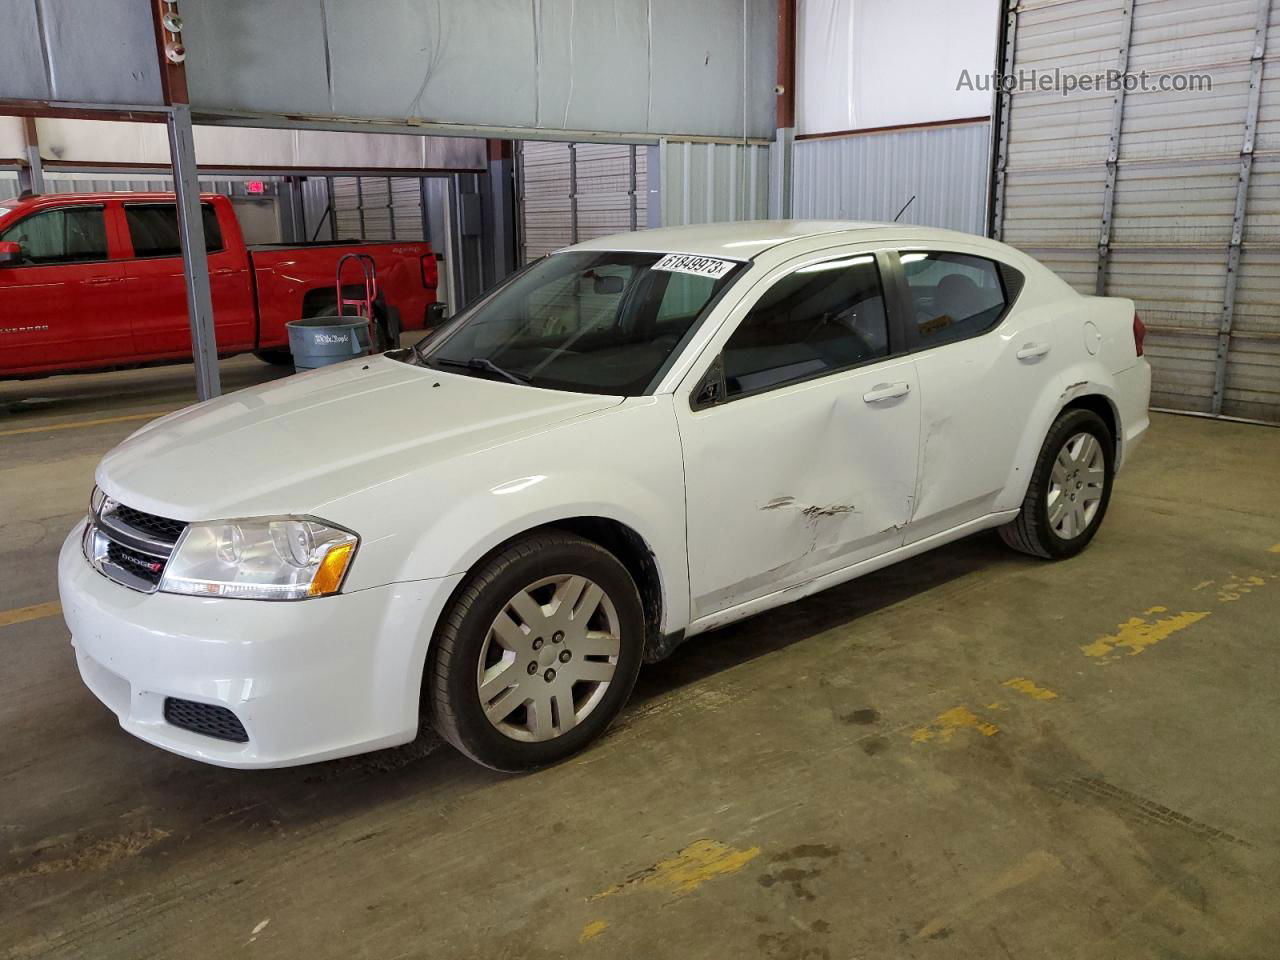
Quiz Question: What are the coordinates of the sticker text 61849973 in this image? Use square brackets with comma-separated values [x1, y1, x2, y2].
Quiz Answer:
[651, 254, 738, 280]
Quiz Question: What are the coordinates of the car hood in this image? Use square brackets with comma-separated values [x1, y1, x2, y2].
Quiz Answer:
[97, 356, 623, 521]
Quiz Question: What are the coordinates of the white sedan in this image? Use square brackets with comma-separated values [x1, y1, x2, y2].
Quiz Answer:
[59, 221, 1151, 771]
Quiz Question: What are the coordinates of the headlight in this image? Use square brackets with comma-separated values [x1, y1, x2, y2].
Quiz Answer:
[159, 517, 358, 601]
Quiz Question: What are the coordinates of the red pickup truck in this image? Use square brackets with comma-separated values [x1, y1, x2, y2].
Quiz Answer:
[0, 192, 439, 378]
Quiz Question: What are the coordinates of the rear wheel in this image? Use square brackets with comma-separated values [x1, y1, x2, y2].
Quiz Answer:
[999, 407, 1114, 560]
[427, 531, 645, 771]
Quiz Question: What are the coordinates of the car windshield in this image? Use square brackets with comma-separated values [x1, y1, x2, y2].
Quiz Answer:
[409, 250, 744, 395]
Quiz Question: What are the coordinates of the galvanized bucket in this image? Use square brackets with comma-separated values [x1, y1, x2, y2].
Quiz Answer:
[285, 317, 371, 372]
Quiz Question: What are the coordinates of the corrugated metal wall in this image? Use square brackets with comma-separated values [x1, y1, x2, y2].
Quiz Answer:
[994, 0, 1280, 422]
[517, 141, 648, 263]
[658, 140, 771, 226]
[332, 177, 428, 242]
[792, 121, 991, 233]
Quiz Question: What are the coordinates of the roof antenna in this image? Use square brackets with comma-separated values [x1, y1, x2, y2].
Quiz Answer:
[893, 195, 917, 223]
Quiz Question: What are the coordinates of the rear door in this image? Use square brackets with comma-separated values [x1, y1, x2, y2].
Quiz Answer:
[892, 248, 1057, 543]
[0, 202, 129, 373]
[122, 201, 255, 357]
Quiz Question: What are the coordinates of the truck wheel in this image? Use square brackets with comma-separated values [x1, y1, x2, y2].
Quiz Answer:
[999, 407, 1115, 560]
[426, 531, 645, 772]
[252, 349, 294, 366]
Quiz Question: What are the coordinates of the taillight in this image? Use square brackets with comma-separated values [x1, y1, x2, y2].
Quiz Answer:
[1133, 312, 1146, 357]
[420, 254, 438, 290]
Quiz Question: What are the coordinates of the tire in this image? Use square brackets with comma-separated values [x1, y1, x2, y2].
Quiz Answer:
[426, 530, 645, 772]
[252, 349, 294, 366]
[999, 407, 1115, 560]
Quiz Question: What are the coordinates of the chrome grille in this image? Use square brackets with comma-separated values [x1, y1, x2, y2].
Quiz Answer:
[83, 493, 187, 593]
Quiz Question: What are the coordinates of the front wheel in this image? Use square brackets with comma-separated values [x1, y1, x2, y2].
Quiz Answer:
[999, 407, 1115, 560]
[426, 531, 645, 771]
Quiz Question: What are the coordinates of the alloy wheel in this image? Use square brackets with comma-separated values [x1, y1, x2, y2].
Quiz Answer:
[1048, 431, 1106, 540]
[475, 574, 621, 742]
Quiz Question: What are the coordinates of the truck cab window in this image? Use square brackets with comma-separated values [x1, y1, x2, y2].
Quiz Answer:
[124, 204, 224, 257]
[721, 254, 889, 397]
[0, 207, 108, 265]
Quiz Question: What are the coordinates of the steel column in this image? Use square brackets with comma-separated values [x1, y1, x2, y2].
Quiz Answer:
[166, 103, 221, 401]
[486, 141, 517, 279]
[19, 118, 45, 194]
[568, 143, 579, 244]
[1095, 0, 1136, 296]
[1212, 0, 1272, 415]
[989, 0, 1019, 240]
[628, 144, 639, 231]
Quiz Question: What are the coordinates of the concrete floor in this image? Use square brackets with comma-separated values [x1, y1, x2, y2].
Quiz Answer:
[2, 358, 1279, 960]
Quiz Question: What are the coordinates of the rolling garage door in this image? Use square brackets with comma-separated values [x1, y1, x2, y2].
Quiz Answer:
[992, 0, 1280, 421]
[332, 176, 425, 241]
[518, 141, 648, 263]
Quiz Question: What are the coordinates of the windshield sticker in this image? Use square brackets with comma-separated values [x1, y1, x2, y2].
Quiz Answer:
[651, 254, 737, 279]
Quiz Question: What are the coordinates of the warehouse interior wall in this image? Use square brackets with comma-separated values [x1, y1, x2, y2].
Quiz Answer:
[796, 0, 999, 136]
[789, 0, 1000, 233]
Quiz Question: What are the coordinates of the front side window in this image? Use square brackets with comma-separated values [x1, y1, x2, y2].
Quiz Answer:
[124, 203, 224, 257]
[415, 251, 743, 395]
[0, 207, 107, 265]
[721, 254, 889, 398]
[902, 252, 1007, 348]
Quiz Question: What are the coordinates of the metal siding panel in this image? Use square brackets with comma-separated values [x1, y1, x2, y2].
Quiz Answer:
[38, 0, 164, 105]
[659, 140, 771, 227]
[1000, 0, 1280, 421]
[792, 123, 990, 234]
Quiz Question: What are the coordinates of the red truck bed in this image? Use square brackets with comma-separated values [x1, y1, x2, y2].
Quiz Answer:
[0, 192, 438, 378]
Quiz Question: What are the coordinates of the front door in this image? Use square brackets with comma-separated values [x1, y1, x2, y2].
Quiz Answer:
[0, 203, 128, 374]
[676, 248, 920, 621]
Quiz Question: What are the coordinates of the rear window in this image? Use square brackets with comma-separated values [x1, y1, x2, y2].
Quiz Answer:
[902, 252, 1009, 349]
[124, 203, 224, 257]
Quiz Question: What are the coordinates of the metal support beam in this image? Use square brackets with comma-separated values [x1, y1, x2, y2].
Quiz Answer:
[988, 0, 1019, 240]
[486, 141, 517, 280]
[18, 118, 45, 194]
[386, 177, 397, 238]
[166, 103, 221, 401]
[1095, 0, 1136, 296]
[568, 143, 579, 244]
[628, 145, 639, 231]
[1213, 0, 1272, 415]
[770, 0, 797, 219]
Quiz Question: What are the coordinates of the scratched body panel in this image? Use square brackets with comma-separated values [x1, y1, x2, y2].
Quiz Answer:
[678, 355, 920, 618]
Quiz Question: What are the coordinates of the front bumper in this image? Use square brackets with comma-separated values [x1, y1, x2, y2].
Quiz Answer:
[59, 521, 463, 768]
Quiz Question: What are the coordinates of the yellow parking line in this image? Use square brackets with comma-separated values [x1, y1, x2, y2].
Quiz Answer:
[0, 411, 174, 438]
[0, 601, 62, 628]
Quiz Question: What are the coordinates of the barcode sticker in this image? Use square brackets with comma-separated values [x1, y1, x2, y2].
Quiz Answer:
[651, 254, 738, 279]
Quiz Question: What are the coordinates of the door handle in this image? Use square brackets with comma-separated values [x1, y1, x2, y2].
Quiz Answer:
[863, 382, 912, 404]
[1016, 342, 1051, 361]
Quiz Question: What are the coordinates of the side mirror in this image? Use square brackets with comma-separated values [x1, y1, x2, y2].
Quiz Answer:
[425, 302, 449, 329]
[0, 241, 21, 266]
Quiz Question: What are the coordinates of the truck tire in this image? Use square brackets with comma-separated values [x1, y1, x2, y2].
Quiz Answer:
[252, 349, 294, 366]
[426, 530, 645, 772]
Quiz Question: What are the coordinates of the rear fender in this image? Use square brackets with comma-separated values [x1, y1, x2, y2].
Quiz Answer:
[994, 363, 1122, 513]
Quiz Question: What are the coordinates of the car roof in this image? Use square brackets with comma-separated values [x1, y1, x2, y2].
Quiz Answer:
[566, 219, 1007, 261]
